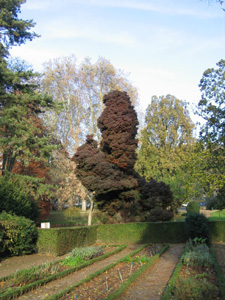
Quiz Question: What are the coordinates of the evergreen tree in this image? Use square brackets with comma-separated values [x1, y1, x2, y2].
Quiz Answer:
[0, 1, 59, 214]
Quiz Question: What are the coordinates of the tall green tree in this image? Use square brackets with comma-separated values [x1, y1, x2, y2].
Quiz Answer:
[0, 1, 59, 208]
[195, 59, 225, 197]
[0, 0, 38, 57]
[136, 94, 196, 206]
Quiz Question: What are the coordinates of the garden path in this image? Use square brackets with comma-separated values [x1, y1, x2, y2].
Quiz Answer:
[119, 243, 184, 300]
[0, 253, 68, 278]
[13, 244, 141, 300]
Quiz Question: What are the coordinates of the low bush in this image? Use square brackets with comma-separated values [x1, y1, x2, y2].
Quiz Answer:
[171, 276, 217, 300]
[63, 207, 81, 220]
[70, 246, 104, 259]
[182, 241, 213, 267]
[0, 211, 38, 256]
[185, 213, 210, 245]
[186, 201, 200, 214]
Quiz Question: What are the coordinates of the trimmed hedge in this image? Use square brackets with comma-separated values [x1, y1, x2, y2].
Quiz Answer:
[209, 221, 225, 242]
[97, 222, 187, 244]
[37, 221, 225, 255]
[37, 226, 97, 256]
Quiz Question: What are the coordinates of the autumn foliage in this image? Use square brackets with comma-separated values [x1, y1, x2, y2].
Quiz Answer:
[73, 90, 174, 221]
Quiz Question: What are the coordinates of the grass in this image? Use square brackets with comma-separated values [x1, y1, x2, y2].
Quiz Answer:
[44, 210, 89, 226]
[208, 209, 225, 221]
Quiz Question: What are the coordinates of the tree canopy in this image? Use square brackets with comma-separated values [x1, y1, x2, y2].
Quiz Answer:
[74, 90, 174, 222]
[136, 95, 195, 206]
[41, 55, 138, 153]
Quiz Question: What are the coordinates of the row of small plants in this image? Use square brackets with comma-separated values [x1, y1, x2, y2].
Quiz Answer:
[162, 212, 225, 300]
[44, 243, 168, 300]
[0, 245, 125, 300]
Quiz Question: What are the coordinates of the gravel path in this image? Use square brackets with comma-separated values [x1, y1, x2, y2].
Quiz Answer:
[0, 253, 68, 278]
[119, 244, 184, 300]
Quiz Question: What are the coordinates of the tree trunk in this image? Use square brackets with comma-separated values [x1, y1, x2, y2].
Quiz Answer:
[88, 198, 94, 226]
[82, 198, 86, 211]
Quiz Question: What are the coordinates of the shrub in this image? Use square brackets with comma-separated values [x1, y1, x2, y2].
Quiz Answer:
[182, 242, 213, 267]
[185, 213, 210, 245]
[0, 223, 6, 256]
[147, 207, 173, 222]
[70, 246, 104, 259]
[186, 201, 200, 214]
[171, 276, 217, 300]
[0, 175, 38, 220]
[0, 211, 38, 256]
[63, 207, 81, 220]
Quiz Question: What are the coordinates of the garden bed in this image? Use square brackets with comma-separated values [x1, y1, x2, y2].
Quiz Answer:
[44, 244, 168, 300]
[162, 240, 225, 300]
[0, 245, 124, 300]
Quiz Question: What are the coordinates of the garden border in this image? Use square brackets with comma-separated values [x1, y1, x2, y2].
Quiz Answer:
[0, 245, 126, 300]
[161, 243, 225, 300]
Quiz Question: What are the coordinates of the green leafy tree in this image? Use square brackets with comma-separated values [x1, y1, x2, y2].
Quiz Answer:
[195, 59, 225, 201]
[136, 94, 195, 207]
[0, 1, 59, 211]
[42, 55, 138, 152]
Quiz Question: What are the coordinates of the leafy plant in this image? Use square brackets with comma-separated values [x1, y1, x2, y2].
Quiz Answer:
[0, 211, 38, 256]
[171, 276, 217, 300]
[70, 246, 104, 260]
[0, 175, 38, 220]
[185, 213, 210, 245]
[63, 207, 81, 220]
[182, 239, 213, 267]
[61, 255, 84, 267]
[61, 246, 104, 267]
[125, 255, 150, 263]
[182, 245, 213, 267]
[186, 201, 200, 214]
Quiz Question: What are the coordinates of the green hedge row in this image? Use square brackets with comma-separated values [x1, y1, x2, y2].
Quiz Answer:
[209, 221, 225, 242]
[37, 226, 97, 255]
[37, 221, 225, 255]
[96, 222, 187, 244]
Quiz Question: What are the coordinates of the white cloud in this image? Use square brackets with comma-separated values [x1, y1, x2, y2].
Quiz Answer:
[44, 23, 136, 46]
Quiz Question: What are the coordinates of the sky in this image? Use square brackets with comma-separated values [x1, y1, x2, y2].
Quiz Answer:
[10, 0, 225, 124]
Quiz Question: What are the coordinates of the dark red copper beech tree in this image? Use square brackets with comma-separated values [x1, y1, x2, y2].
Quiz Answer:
[73, 90, 173, 222]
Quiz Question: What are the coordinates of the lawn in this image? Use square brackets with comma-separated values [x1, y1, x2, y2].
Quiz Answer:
[44, 210, 89, 226]
[208, 209, 225, 221]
